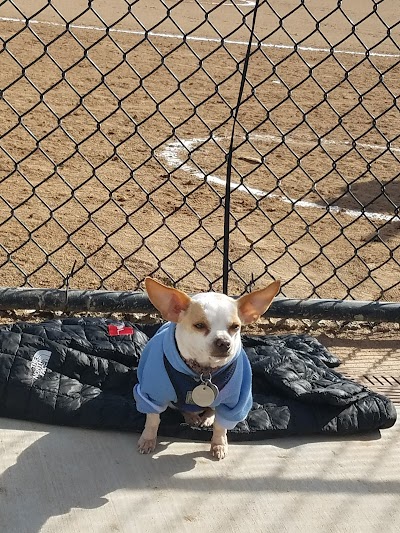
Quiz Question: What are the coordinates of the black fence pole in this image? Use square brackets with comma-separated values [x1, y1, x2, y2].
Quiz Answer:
[222, 0, 260, 294]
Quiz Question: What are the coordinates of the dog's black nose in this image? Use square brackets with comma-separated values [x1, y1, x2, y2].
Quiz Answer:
[214, 337, 231, 352]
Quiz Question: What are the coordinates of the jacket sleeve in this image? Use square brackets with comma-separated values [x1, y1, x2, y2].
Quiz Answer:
[215, 352, 253, 430]
[133, 329, 176, 414]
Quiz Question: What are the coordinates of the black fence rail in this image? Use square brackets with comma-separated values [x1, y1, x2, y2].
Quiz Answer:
[0, 0, 399, 309]
[1, 285, 400, 323]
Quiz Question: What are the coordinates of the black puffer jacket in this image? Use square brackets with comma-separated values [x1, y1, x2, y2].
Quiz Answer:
[0, 317, 396, 440]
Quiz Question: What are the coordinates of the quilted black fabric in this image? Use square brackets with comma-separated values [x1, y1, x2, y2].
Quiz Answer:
[0, 317, 396, 440]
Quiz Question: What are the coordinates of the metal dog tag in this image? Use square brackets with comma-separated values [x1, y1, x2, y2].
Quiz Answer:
[191, 381, 219, 407]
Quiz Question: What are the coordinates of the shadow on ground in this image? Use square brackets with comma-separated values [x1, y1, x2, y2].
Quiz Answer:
[0, 416, 396, 533]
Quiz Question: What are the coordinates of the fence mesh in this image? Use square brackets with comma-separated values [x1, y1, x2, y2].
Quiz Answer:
[0, 0, 399, 302]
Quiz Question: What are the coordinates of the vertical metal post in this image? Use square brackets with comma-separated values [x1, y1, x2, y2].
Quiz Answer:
[222, 0, 261, 294]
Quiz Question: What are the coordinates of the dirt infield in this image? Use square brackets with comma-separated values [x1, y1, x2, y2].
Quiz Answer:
[0, 1, 399, 300]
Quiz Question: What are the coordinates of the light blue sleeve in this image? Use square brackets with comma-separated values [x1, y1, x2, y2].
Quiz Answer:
[215, 351, 253, 430]
[133, 326, 177, 414]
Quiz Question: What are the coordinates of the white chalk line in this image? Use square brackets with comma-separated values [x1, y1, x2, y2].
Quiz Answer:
[248, 133, 400, 155]
[159, 135, 400, 223]
[1, 16, 399, 59]
[217, 1, 257, 5]
[209, 1, 257, 5]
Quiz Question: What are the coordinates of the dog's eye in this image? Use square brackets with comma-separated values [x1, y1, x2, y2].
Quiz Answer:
[230, 323, 240, 332]
[194, 322, 206, 330]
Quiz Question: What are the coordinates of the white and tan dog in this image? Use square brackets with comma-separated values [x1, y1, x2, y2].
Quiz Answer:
[134, 277, 280, 459]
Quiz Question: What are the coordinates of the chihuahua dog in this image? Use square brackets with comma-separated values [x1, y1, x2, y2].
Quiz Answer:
[134, 277, 280, 460]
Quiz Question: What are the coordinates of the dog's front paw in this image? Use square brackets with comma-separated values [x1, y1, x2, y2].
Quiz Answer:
[183, 412, 203, 426]
[199, 408, 215, 428]
[183, 408, 215, 428]
[210, 441, 228, 460]
[138, 435, 157, 454]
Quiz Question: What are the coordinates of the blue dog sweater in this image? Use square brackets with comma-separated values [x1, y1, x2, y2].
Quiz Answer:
[133, 322, 253, 430]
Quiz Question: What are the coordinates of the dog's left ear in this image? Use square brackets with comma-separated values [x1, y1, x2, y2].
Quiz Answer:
[145, 277, 192, 323]
[237, 280, 280, 325]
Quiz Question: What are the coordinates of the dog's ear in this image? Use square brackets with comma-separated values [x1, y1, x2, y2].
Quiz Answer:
[145, 277, 191, 323]
[237, 280, 280, 325]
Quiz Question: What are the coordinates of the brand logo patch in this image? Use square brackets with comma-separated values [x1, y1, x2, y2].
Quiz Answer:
[108, 324, 134, 336]
[31, 350, 52, 380]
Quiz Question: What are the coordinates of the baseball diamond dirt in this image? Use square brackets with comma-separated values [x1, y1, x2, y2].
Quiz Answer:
[0, 0, 399, 301]
[1, 7, 400, 533]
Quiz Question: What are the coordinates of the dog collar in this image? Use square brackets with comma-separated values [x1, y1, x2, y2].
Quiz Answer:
[177, 353, 223, 376]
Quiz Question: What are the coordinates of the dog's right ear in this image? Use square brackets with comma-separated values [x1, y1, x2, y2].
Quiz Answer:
[237, 280, 281, 324]
[145, 277, 191, 323]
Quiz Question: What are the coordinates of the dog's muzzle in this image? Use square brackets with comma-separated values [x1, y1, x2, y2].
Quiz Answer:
[211, 336, 232, 357]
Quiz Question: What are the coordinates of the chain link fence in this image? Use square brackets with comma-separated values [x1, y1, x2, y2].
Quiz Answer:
[0, 0, 399, 304]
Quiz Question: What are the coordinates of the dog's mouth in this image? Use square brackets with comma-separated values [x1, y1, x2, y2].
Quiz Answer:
[210, 352, 230, 360]
[209, 350, 235, 366]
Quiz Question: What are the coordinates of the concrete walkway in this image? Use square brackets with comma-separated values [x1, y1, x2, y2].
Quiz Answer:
[0, 412, 398, 533]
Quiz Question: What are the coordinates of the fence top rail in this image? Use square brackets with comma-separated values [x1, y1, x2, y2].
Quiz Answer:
[0, 287, 398, 323]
